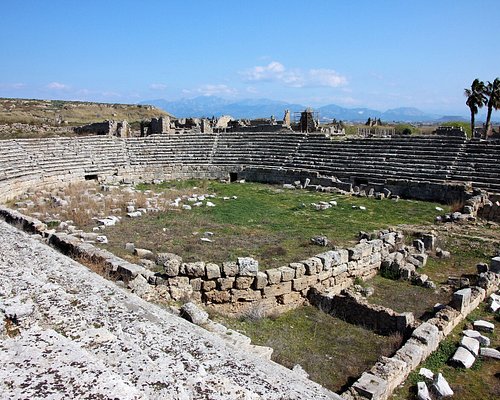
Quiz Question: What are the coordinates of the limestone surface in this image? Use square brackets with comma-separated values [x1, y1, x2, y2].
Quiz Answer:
[0, 221, 338, 399]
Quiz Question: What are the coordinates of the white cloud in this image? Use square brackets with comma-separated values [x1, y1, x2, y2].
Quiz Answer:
[46, 82, 69, 90]
[308, 69, 347, 87]
[241, 61, 347, 89]
[150, 83, 167, 90]
[185, 84, 237, 96]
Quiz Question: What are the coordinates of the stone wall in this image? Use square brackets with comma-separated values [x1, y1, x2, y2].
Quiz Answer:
[0, 204, 406, 317]
[341, 276, 499, 400]
[308, 288, 414, 336]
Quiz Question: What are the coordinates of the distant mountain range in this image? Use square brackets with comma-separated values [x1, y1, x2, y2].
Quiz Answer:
[141, 96, 470, 123]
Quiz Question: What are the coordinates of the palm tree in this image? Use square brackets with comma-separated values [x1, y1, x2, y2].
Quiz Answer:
[484, 78, 500, 137]
[464, 79, 487, 137]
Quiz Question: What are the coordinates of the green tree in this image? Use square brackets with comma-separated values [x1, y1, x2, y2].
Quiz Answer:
[484, 78, 500, 136]
[464, 79, 487, 137]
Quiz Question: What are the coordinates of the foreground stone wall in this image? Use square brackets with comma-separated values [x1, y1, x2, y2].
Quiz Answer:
[0, 220, 340, 399]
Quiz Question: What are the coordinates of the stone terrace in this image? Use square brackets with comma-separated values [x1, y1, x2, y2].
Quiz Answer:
[1, 133, 499, 203]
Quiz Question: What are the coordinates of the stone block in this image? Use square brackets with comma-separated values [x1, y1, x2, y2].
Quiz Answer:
[204, 290, 231, 303]
[422, 233, 436, 251]
[451, 288, 471, 313]
[413, 253, 428, 267]
[253, 271, 268, 289]
[235, 276, 254, 290]
[473, 319, 494, 333]
[222, 261, 238, 277]
[266, 268, 281, 284]
[202, 280, 216, 291]
[490, 256, 500, 273]
[289, 262, 306, 278]
[400, 264, 416, 279]
[277, 292, 303, 305]
[413, 239, 425, 253]
[302, 257, 322, 275]
[231, 289, 262, 302]
[460, 335, 479, 356]
[480, 347, 500, 360]
[217, 277, 235, 290]
[278, 266, 295, 282]
[190, 278, 202, 291]
[205, 263, 221, 279]
[180, 302, 208, 325]
[317, 269, 332, 282]
[412, 323, 440, 354]
[462, 329, 490, 346]
[316, 250, 348, 269]
[432, 373, 453, 397]
[237, 257, 258, 276]
[331, 263, 347, 277]
[263, 281, 292, 298]
[292, 275, 318, 291]
[417, 382, 431, 400]
[184, 261, 206, 278]
[352, 372, 386, 399]
[394, 341, 424, 369]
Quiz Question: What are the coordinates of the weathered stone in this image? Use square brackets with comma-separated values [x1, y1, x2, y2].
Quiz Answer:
[289, 262, 306, 278]
[412, 322, 439, 354]
[331, 264, 348, 277]
[352, 372, 386, 399]
[451, 288, 471, 313]
[234, 276, 254, 290]
[180, 302, 209, 325]
[462, 329, 490, 346]
[413, 239, 425, 254]
[292, 275, 319, 291]
[480, 347, 500, 360]
[231, 289, 262, 302]
[190, 277, 202, 291]
[263, 281, 292, 298]
[134, 248, 154, 259]
[302, 257, 322, 275]
[222, 261, 238, 277]
[432, 373, 453, 397]
[451, 346, 475, 368]
[205, 263, 221, 279]
[237, 257, 258, 276]
[277, 292, 303, 305]
[202, 280, 216, 291]
[204, 290, 231, 303]
[157, 252, 182, 277]
[266, 268, 282, 284]
[490, 256, 500, 273]
[253, 271, 268, 289]
[473, 319, 494, 333]
[417, 382, 431, 400]
[422, 233, 437, 251]
[400, 264, 415, 279]
[184, 261, 206, 278]
[278, 266, 295, 282]
[476, 262, 489, 273]
[217, 277, 235, 290]
[311, 235, 329, 246]
[124, 242, 135, 253]
[419, 367, 434, 380]
[460, 335, 479, 356]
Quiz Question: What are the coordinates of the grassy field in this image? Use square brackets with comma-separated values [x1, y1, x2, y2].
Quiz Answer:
[101, 180, 448, 268]
[0, 98, 169, 127]
[214, 305, 402, 393]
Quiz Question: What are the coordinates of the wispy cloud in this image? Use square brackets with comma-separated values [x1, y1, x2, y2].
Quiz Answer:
[46, 81, 69, 90]
[184, 84, 237, 96]
[241, 61, 347, 88]
[149, 83, 167, 90]
[0, 82, 26, 90]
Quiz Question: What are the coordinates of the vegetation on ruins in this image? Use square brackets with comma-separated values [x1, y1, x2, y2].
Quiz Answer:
[464, 79, 487, 137]
[485, 78, 500, 136]
[464, 77, 500, 137]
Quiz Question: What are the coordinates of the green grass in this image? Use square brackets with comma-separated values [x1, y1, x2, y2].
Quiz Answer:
[366, 275, 451, 319]
[103, 180, 448, 268]
[214, 305, 402, 392]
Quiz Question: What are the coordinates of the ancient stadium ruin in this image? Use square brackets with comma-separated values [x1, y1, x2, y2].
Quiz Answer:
[1, 131, 499, 399]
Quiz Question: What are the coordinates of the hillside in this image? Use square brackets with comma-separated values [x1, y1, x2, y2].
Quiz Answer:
[0, 98, 170, 127]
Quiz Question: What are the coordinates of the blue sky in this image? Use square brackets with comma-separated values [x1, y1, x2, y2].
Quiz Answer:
[1, 0, 499, 115]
